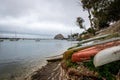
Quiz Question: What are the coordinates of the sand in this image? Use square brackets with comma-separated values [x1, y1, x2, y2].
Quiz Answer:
[25, 61, 60, 80]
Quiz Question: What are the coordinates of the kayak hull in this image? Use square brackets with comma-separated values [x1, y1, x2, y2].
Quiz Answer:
[72, 47, 99, 62]
[63, 37, 120, 60]
[93, 46, 120, 67]
[72, 40, 120, 62]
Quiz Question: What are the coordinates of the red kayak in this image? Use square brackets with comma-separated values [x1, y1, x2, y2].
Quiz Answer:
[72, 40, 120, 62]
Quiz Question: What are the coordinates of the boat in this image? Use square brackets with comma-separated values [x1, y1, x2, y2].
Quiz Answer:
[9, 31, 19, 41]
[46, 55, 63, 62]
[71, 40, 120, 62]
[0, 39, 4, 42]
[63, 37, 120, 60]
[9, 38, 19, 41]
[93, 45, 120, 67]
[71, 47, 100, 62]
[78, 34, 110, 44]
[35, 39, 40, 42]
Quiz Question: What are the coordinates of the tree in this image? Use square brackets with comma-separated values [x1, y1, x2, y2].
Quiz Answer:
[106, 0, 120, 22]
[91, 0, 114, 29]
[80, 0, 120, 30]
[78, 0, 120, 36]
[76, 17, 87, 32]
[81, 0, 94, 29]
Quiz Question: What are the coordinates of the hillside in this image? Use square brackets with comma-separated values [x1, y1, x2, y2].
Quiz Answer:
[97, 20, 120, 35]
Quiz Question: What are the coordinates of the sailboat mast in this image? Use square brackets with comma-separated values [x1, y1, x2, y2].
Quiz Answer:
[15, 31, 16, 38]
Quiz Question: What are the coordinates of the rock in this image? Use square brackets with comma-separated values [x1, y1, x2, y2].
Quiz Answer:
[54, 34, 64, 40]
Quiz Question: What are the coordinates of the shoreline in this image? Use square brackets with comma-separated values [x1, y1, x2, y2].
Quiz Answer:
[0, 40, 76, 80]
[25, 61, 61, 80]
[25, 55, 62, 80]
[26, 35, 120, 80]
[46, 54, 63, 62]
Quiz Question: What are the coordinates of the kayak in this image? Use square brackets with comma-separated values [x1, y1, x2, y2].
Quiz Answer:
[71, 46, 101, 62]
[63, 37, 120, 60]
[93, 45, 120, 67]
[79, 34, 110, 44]
[46, 55, 63, 62]
[71, 40, 120, 62]
[72, 48, 99, 62]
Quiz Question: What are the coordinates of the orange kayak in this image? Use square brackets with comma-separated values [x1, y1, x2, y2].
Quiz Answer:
[72, 47, 100, 62]
[72, 40, 120, 62]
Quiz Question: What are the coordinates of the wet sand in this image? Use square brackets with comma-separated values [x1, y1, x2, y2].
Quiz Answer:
[26, 61, 60, 80]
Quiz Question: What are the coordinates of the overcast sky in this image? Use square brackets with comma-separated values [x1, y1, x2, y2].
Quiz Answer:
[0, 0, 90, 38]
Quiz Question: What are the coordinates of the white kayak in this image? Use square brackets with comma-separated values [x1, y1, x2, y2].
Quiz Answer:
[46, 55, 63, 62]
[93, 45, 120, 67]
[79, 34, 110, 44]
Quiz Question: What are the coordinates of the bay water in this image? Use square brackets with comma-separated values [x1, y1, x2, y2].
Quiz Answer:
[0, 39, 77, 80]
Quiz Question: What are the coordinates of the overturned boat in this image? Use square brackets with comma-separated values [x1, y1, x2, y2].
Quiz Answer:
[93, 45, 120, 67]
[71, 40, 120, 62]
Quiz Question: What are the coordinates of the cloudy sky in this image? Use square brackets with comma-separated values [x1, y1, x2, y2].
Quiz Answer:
[0, 0, 89, 38]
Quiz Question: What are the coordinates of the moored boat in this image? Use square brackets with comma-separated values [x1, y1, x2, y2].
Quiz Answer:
[0, 39, 4, 42]
[93, 45, 120, 67]
[35, 39, 40, 42]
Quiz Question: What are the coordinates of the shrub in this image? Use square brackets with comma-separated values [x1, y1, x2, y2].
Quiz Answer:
[66, 59, 78, 68]
[83, 57, 120, 80]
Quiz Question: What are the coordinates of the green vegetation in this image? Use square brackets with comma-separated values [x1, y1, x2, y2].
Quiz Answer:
[63, 48, 120, 79]
[66, 59, 78, 68]
[104, 33, 120, 39]
[67, 33, 79, 41]
[83, 57, 120, 80]
[65, 0, 120, 77]
[76, 17, 87, 32]
[63, 49, 79, 60]
[77, 0, 120, 35]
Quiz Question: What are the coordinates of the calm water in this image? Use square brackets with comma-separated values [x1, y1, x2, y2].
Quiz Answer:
[0, 39, 77, 80]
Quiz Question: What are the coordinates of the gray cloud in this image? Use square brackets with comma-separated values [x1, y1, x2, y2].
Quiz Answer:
[0, 0, 90, 38]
